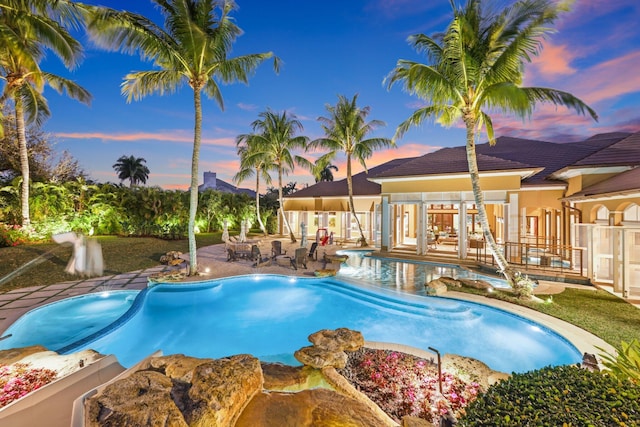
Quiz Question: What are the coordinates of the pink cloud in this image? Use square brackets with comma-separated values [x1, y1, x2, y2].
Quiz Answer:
[573, 51, 640, 105]
[55, 130, 236, 147]
[528, 40, 577, 81]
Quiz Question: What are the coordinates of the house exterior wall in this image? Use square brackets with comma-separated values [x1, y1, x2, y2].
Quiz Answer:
[379, 174, 522, 194]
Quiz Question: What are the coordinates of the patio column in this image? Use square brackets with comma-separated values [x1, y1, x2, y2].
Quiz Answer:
[417, 202, 428, 255]
[381, 196, 390, 252]
[458, 202, 468, 259]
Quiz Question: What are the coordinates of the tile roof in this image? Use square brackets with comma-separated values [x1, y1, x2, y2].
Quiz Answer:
[372, 145, 536, 179]
[287, 131, 640, 199]
[287, 157, 415, 198]
[564, 167, 640, 200]
[571, 132, 640, 167]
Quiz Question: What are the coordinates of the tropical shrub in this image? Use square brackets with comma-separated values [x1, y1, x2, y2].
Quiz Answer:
[0, 224, 27, 247]
[458, 365, 640, 426]
[599, 339, 640, 384]
[0, 363, 57, 408]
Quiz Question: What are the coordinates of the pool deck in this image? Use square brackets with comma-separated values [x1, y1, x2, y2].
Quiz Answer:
[0, 239, 626, 358]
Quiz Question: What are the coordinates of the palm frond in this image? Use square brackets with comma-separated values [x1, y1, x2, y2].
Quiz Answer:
[41, 72, 92, 105]
[121, 70, 183, 102]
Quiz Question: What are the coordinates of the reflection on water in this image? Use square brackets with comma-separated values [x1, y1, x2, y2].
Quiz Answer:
[337, 250, 508, 293]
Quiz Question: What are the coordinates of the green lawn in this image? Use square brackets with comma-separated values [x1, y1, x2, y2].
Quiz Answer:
[2, 235, 639, 349]
[0, 233, 222, 292]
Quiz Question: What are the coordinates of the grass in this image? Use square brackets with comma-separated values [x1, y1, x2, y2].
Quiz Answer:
[0, 233, 222, 292]
[2, 235, 639, 350]
[484, 287, 640, 349]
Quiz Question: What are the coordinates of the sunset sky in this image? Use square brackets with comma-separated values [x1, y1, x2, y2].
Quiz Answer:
[43, 0, 640, 190]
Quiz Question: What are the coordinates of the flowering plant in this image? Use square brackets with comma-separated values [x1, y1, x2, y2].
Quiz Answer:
[0, 363, 57, 408]
[338, 348, 482, 423]
[0, 224, 27, 247]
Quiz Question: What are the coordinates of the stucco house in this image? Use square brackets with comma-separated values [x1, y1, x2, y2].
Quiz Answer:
[282, 132, 640, 297]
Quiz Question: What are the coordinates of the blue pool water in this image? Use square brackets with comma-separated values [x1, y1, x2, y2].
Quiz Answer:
[337, 250, 509, 292]
[0, 291, 137, 350]
[0, 274, 580, 373]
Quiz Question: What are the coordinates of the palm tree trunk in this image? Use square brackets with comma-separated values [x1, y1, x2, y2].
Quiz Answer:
[464, 119, 515, 285]
[255, 171, 267, 236]
[347, 154, 367, 246]
[15, 97, 30, 227]
[278, 166, 296, 242]
[187, 89, 202, 275]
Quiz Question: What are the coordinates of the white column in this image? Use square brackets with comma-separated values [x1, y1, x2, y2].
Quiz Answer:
[381, 196, 390, 252]
[458, 202, 468, 259]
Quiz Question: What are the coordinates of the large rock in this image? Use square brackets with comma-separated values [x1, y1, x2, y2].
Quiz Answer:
[308, 328, 364, 352]
[0, 345, 48, 365]
[86, 370, 187, 427]
[142, 353, 214, 382]
[442, 354, 509, 389]
[425, 279, 448, 296]
[294, 345, 349, 369]
[184, 354, 263, 426]
[458, 278, 494, 291]
[235, 388, 395, 427]
[261, 362, 326, 391]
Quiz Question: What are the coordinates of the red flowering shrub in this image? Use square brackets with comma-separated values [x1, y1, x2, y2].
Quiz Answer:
[0, 224, 27, 247]
[338, 348, 482, 423]
[0, 363, 57, 408]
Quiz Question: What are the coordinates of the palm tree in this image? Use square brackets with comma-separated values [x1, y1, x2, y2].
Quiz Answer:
[0, 0, 91, 227]
[86, 0, 278, 275]
[241, 109, 308, 242]
[385, 0, 597, 290]
[112, 155, 150, 187]
[310, 94, 393, 247]
[234, 134, 274, 236]
[311, 159, 339, 183]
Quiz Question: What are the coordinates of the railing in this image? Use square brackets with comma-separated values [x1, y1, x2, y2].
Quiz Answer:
[469, 242, 584, 275]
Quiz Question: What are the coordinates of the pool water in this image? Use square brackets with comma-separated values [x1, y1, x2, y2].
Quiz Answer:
[0, 291, 137, 351]
[337, 250, 509, 292]
[0, 275, 581, 373]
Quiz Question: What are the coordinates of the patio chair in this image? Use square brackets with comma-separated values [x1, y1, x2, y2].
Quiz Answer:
[308, 242, 319, 261]
[271, 240, 286, 259]
[290, 247, 308, 270]
[251, 245, 272, 267]
[226, 248, 238, 262]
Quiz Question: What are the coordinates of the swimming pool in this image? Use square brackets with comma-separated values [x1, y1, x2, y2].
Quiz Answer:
[0, 275, 580, 373]
[337, 250, 509, 292]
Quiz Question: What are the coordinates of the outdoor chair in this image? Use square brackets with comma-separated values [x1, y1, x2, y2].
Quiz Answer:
[290, 247, 308, 270]
[251, 245, 271, 267]
[271, 240, 286, 258]
[226, 248, 238, 262]
[308, 242, 319, 261]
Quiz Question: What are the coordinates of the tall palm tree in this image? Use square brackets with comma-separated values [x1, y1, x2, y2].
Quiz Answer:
[112, 155, 150, 187]
[386, 0, 597, 289]
[310, 94, 393, 247]
[242, 109, 308, 242]
[0, 0, 91, 227]
[86, 0, 278, 275]
[234, 134, 274, 236]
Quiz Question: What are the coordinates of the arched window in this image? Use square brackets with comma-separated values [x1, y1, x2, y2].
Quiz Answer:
[595, 205, 609, 224]
[622, 204, 640, 224]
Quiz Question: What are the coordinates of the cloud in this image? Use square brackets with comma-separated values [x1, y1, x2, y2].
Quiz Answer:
[572, 51, 640, 105]
[54, 130, 236, 147]
[237, 102, 258, 111]
[528, 40, 577, 81]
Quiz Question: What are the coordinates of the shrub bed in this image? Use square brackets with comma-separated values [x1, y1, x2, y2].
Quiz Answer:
[458, 365, 640, 426]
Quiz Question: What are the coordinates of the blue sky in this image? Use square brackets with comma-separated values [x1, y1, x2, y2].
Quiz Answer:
[42, 0, 640, 190]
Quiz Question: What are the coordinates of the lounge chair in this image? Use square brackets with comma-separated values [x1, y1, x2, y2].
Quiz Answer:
[290, 247, 308, 270]
[271, 240, 286, 259]
[226, 248, 238, 262]
[308, 242, 319, 261]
